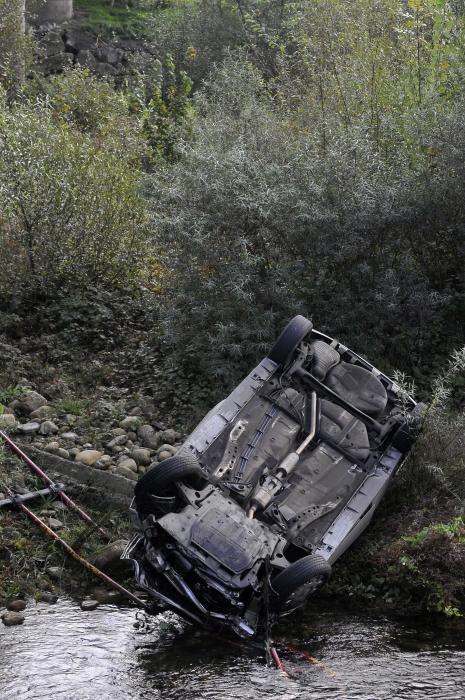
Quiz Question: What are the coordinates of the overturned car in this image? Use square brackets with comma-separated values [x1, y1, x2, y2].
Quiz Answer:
[124, 316, 425, 638]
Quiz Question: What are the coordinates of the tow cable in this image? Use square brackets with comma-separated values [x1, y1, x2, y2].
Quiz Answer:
[0, 429, 111, 541]
[0, 431, 148, 610]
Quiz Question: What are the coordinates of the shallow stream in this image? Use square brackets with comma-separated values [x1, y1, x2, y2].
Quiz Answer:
[1, 599, 464, 699]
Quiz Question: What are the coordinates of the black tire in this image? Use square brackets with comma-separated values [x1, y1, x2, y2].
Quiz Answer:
[271, 554, 331, 613]
[134, 452, 204, 514]
[391, 401, 427, 453]
[268, 315, 313, 367]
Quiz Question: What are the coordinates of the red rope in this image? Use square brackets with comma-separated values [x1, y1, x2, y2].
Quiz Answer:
[0, 430, 110, 540]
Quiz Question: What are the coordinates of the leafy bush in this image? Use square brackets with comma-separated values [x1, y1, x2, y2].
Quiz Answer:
[0, 81, 149, 296]
[149, 0, 465, 383]
[400, 347, 465, 499]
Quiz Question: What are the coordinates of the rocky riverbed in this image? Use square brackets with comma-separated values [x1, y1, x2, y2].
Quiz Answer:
[0, 383, 185, 484]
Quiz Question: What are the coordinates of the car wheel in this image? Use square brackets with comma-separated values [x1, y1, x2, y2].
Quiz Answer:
[271, 554, 331, 613]
[134, 452, 204, 514]
[268, 315, 313, 367]
[391, 401, 427, 453]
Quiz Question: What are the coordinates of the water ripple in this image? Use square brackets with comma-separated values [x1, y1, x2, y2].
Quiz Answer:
[1, 600, 465, 700]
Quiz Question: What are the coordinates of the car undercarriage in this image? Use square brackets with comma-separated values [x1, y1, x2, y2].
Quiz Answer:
[124, 316, 424, 638]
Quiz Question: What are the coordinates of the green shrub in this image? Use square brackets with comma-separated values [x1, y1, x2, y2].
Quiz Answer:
[400, 347, 465, 499]
[0, 85, 149, 295]
[148, 0, 465, 383]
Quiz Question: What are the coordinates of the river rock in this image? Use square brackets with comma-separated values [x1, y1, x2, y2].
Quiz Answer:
[20, 391, 48, 413]
[48, 517, 64, 530]
[39, 420, 59, 435]
[114, 465, 138, 480]
[63, 414, 78, 425]
[120, 416, 142, 431]
[130, 448, 151, 466]
[46, 566, 63, 581]
[68, 447, 81, 458]
[159, 429, 177, 445]
[111, 428, 127, 437]
[157, 444, 177, 457]
[40, 591, 58, 604]
[55, 448, 70, 459]
[61, 432, 80, 442]
[45, 441, 60, 453]
[2, 611, 25, 626]
[75, 450, 103, 466]
[158, 450, 172, 462]
[138, 424, 160, 450]
[117, 457, 138, 473]
[30, 405, 53, 420]
[107, 434, 128, 450]
[91, 540, 130, 577]
[0, 414, 16, 430]
[17, 421, 40, 434]
[81, 600, 99, 611]
[7, 599, 26, 612]
[75, 49, 97, 69]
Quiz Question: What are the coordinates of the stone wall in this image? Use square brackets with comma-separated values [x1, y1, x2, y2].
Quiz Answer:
[27, 0, 73, 25]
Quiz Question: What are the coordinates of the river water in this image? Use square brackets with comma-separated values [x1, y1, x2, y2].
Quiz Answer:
[1, 599, 464, 700]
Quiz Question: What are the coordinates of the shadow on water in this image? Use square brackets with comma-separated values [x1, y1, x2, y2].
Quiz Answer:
[1, 599, 465, 700]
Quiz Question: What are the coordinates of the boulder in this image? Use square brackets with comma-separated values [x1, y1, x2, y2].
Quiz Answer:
[60, 432, 80, 442]
[17, 421, 40, 434]
[45, 441, 60, 453]
[75, 49, 97, 69]
[120, 416, 142, 431]
[48, 517, 64, 530]
[157, 443, 177, 457]
[20, 391, 48, 413]
[30, 405, 53, 420]
[159, 429, 177, 445]
[110, 428, 126, 437]
[39, 591, 58, 604]
[116, 457, 138, 473]
[130, 448, 151, 466]
[106, 434, 128, 450]
[2, 611, 25, 626]
[75, 450, 103, 466]
[39, 420, 59, 435]
[55, 448, 70, 459]
[80, 600, 99, 611]
[7, 599, 26, 612]
[46, 566, 63, 581]
[138, 424, 160, 450]
[114, 465, 138, 481]
[94, 46, 124, 66]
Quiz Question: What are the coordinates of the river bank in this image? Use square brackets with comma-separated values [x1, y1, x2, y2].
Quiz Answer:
[1, 292, 464, 624]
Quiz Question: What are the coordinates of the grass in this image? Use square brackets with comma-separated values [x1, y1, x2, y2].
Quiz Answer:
[53, 398, 86, 416]
[74, 0, 154, 35]
[74, 0, 199, 36]
[0, 446, 131, 605]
